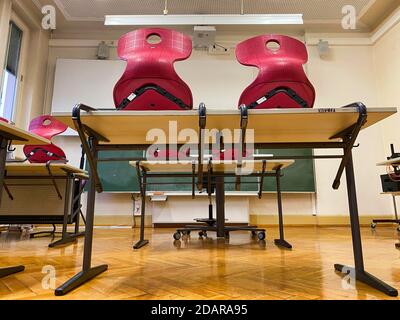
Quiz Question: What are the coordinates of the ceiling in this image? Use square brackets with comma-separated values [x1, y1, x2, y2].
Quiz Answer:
[32, 0, 400, 36]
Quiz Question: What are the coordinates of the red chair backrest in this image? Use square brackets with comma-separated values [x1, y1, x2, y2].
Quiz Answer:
[236, 34, 315, 109]
[113, 28, 193, 111]
[23, 115, 68, 163]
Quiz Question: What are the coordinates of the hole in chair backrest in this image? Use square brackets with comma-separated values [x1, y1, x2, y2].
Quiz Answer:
[266, 40, 280, 52]
[43, 119, 52, 126]
[147, 33, 162, 45]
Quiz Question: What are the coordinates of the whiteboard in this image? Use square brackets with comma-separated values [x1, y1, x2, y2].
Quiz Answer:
[52, 58, 126, 112]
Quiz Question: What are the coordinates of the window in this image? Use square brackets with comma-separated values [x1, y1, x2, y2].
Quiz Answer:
[0, 22, 23, 121]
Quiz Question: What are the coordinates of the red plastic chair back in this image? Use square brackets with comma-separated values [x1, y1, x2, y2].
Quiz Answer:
[23, 115, 68, 163]
[113, 28, 193, 111]
[236, 34, 315, 109]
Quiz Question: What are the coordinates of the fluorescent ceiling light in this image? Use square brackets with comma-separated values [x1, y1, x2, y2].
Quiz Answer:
[104, 14, 304, 26]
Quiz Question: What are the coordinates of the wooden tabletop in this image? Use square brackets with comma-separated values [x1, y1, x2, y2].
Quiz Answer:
[132, 159, 295, 173]
[53, 107, 396, 145]
[377, 157, 400, 166]
[5, 163, 88, 178]
[0, 122, 50, 145]
[381, 192, 400, 196]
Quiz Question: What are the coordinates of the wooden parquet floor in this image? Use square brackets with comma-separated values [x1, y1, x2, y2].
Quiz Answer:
[0, 226, 399, 300]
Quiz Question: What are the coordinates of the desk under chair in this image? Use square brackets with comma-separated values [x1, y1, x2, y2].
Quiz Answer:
[132, 159, 295, 249]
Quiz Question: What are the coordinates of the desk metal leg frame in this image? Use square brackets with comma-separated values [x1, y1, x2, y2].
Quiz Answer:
[274, 168, 292, 249]
[55, 138, 108, 296]
[49, 175, 82, 248]
[334, 152, 398, 297]
[134, 166, 149, 249]
[0, 137, 25, 278]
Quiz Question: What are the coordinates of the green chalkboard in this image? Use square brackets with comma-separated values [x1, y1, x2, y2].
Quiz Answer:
[259, 149, 315, 193]
[92, 149, 315, 193]
[94, 151, 143, 192]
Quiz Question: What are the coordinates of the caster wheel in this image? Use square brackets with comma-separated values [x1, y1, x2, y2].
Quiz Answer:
[173, 232, 181, 241]
[225, 232, 230, 238]
[186, 231, 191, 235]
[173, 240, 182, 248]
[397, 226, 400, 232]
[258, 232, 266, 241]
[251, 231, 257, 238]
[371, 223, 377, 229]
[199, 231, 207, 239]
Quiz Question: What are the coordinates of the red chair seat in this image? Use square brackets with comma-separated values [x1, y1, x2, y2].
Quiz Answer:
[23, 116, 68, 163]
[211, 148, 254, 161]
[113, 28, 193, 111]
[236, 35, 315, 109]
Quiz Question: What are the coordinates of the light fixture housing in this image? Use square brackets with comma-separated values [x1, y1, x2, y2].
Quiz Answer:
[104, 14, 304, 26]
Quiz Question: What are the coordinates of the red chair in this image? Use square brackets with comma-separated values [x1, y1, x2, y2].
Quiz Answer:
[211, 148, 254, 161]
[23, 115, 68, 163]
[236, 34, 315, 109]
[113, 28, 193, 111]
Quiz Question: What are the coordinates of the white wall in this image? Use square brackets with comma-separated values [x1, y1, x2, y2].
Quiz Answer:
[373, 20, 400, 151]
[44, 28, 398, 222]
[307, 43, 392, 216]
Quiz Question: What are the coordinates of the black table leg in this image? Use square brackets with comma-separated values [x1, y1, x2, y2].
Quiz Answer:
[274, 168, 292, 249]
[0, 137, 25, 278]
[55, 139, 107, 296]
[134, 168, 149, 249]
[334, 152, 398, 297]
[49, 175, 78, 248]
[216, 176, 226, 238]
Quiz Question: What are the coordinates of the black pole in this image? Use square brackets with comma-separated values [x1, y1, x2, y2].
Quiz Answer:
[82, 138, 98, 272]
[274, 167, 292, 249]
[344, 151, 364, 272]
[276, 169, 284, 240]
[61, 175, 73, 238]
[215, 176, 225, 238]
[133, 166, 149, 249]
[140, 171, 146, 242]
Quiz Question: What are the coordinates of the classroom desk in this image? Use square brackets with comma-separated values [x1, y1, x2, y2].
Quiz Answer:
[377, 158, 400, 167]
[55, 106, 394, 145]
[373, 159, 400, 229]
[0, 122, 50, 279]
[52, 103, 399, 297]
[374, 158, 400, 247]
[2, 163, 88, 248]
[132, 159, 295, 249]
